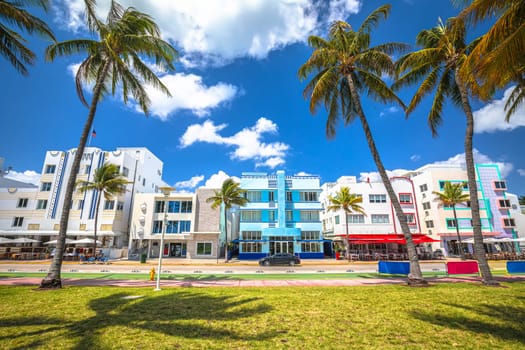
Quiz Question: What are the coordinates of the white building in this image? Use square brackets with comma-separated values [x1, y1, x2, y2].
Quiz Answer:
[0, 147, 164, 257]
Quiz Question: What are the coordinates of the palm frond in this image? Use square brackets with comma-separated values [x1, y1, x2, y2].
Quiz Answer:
[357, 4, 390, 35]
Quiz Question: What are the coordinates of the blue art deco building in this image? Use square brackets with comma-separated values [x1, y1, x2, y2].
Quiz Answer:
[236, 170, 325, 260]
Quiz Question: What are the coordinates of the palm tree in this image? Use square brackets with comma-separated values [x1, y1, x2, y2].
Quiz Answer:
[519, 195, 525, 206]
[206, 178, 248, 262]
[394, 17, 498, 285]
[327, 187, 365, 260]
[0, 0, 55, 75]
[298, 5, 427, 285]
[40, 0, 178, 289]
[76, 163, 128, 257]
[454, 0, 524, 120]
[433, 182, 470, 260]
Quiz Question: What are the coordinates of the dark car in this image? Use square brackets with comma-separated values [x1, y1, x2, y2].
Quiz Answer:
[258, 253, 301, 266]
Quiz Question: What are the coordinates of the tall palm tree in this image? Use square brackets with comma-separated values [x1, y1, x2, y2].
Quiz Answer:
[0, 0, 55, 75]
[76, 163, 129, 257]
[298, 5, 427, 285]
[454, 0, 524, 120]
[394, 17, 498, 285]
[327, 186, 365, 260]
[206, 178, 248, 262]
[433, 182, 470, 260]
[40, 0, 178, 289]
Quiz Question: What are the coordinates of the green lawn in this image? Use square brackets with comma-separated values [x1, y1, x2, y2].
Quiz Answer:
[1, 283, 524, 349]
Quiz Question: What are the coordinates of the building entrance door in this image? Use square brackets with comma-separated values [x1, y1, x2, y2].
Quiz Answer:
[169, 243, 187, 257]
[269, 240, 294, 255]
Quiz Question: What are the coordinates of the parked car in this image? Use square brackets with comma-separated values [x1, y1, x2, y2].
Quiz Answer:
[258, 253, 301, 266]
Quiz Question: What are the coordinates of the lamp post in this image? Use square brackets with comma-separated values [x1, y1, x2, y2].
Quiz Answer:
[155, 186, 174, 291]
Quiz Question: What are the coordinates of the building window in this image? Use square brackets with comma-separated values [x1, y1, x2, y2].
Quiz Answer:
[142, 178, 146, 186]
[181, 201, 192, 213]
[348, 215, 365, 224]
[286, 210, 293, 222]
[41, 182, 52, 191]
[300, 210, 319, 222]
[154, 200, 165, 213]
[241, 210, 262, 222]
[241, 242, 262, 253]
[117, 201, 124, 211]
[84, 165, 91, 175]
[301, 231, 320, 240]
[152, 220, 163, 233]
[334, 215, 340, 225]
[268, 191, 275, 202]
[422, 202, 431, 210]
[439, 180, 468, 190]
[425, 220, 434, 228]
[242, 231, 262, 240]
[180, 221, 191, 232]
[76, 200, 84, 210]
[498, 199, 511, 209]
[493, 181, 507, 190]
[503, 218, 516, 227]
[122, 166, 129, 177]
[268, 210, 276, 222]
[299, 192, 318, 202]
[167, 201, 180, 213]
[286, 191, 293, 202]
[45, 164, 56, 174]
[419, 184, 428, 192]
[37, 199, 48, 210]
[399, 193, 412, 204]
[17, 198, 29, 208]
[12, 217, 24, 227]
[166, 221, 178, 233]
[245, 191, 262, 202]
[404, 214, 416, 225]
[446, 219, 457, 228]
[301, 242, 321, 252]
[196, 242, 212, 255]
[371, 214, 389, 224]
[104, 200, 115, 210]
[369, 194, 386, 203]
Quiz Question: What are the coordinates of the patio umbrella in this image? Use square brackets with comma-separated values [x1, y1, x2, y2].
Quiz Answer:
[44, 238, 75, 245]
[0, 237, 14, 244]
[11, 237, 40, 243]
[71, 238, 102, 245]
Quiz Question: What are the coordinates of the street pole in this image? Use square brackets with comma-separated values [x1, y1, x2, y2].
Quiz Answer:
[155, 186, 173, 291]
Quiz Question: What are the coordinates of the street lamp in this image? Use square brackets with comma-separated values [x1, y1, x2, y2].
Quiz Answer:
[155, 186, 174, 291]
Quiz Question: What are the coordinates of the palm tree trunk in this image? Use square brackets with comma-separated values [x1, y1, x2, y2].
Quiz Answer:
[346, 74, 426, 285]
[344, 210, 350, 261]
[93, 191, 102, 258]
[452, 206, 465, 260]
[40, 62, 111, 289]
[456, 72, 497, 285]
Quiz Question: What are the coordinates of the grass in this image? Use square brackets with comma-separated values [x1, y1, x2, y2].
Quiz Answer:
[0, 282, 524, 349]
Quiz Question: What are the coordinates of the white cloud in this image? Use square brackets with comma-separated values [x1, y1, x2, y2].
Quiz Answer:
[57, 0, 362, 67]
[410, 154, 420, 162]
[5, 170, 41, 185]
[474, 86, 525, 133]
[517, 169, 525, 177]
[295, 171, 313, 176]
[175, 175, 205, 189]
[379, 106, 400, 117]
[180, 117, 290, 168]
[144, 73, 238, 119]
[202, 171, 240, 188]
[358, 149, 513, 182]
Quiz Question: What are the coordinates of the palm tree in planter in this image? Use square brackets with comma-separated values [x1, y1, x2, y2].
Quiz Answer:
[0, 0, 55, 75]
[40, 0, 178, 289]
[76, 163, 129, 258]
[298, 5, 427, 285]
[433, 182, 470, 260]
[393, 16, 497, 285]
[206, 178, 248, 262]
[327, 187, 365, 261]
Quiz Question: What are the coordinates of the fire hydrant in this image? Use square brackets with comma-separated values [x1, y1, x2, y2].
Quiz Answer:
[150, 267, 156, 281]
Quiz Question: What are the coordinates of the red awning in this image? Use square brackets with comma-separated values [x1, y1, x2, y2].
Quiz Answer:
[336, 234, 440, 245]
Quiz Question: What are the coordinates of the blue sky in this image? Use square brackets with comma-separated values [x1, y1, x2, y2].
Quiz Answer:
[1, 0, 525, 193]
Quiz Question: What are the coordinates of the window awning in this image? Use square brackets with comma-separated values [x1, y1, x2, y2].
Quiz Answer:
[335, 234, 440, 245]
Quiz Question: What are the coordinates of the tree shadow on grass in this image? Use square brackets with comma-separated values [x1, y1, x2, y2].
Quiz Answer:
[1, 290, 276, 349]
[411, 301, 525, 344]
